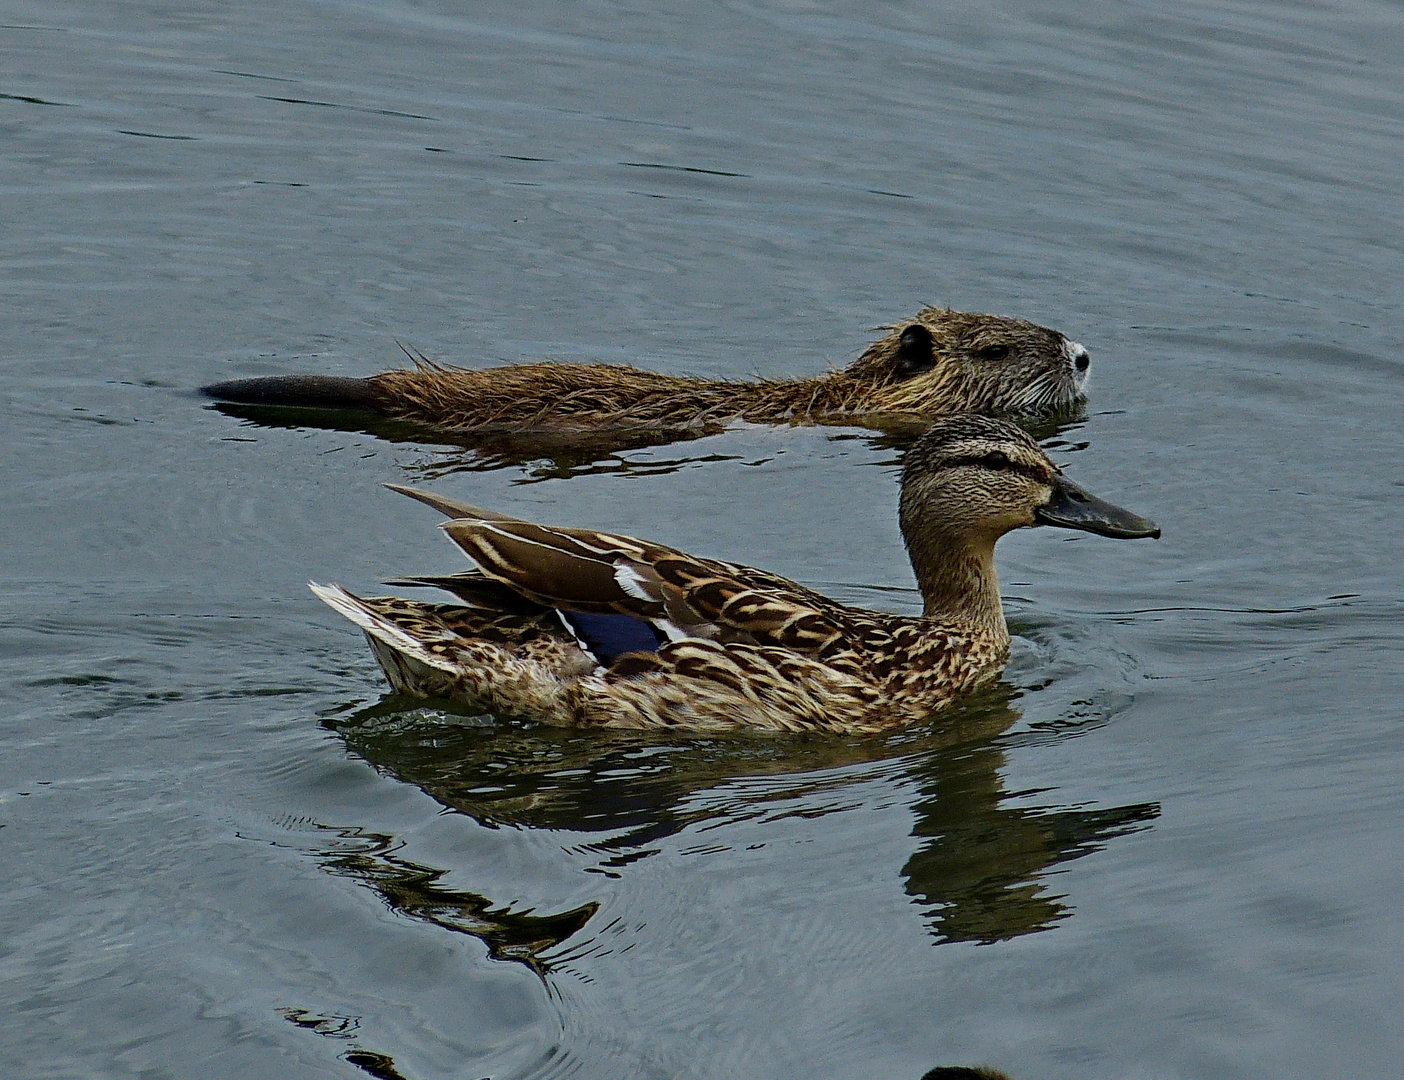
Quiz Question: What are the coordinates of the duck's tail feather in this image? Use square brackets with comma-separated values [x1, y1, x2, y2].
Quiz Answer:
[309, 583, 583, 718]
[309, 582, 459, 674]
[202, 375, 386, 412]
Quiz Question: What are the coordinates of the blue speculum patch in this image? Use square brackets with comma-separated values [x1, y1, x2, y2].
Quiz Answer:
[559, 610, 668, 664]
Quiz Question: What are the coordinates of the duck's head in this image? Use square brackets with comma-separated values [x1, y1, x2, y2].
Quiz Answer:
[901, 415, 1160, 544]
[899, 415, 1158, 623]
[848, 307, 1091, 417]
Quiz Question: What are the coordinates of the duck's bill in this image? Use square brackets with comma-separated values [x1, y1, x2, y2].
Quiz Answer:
[1035, 477, 1161, 539]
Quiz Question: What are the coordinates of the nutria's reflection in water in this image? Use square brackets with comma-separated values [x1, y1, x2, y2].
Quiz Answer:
[208, 399, 1087, 483]
[320, 687, 1156, 956]
[210, 399, 729, 481]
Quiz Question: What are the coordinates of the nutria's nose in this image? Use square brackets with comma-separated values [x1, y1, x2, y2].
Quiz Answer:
[1073, 349, 1090, 373]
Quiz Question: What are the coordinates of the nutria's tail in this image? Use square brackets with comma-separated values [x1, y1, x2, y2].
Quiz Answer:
[201, 374, 386, 413]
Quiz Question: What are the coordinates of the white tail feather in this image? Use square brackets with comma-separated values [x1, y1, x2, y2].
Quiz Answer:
[308, 582, 459, 674]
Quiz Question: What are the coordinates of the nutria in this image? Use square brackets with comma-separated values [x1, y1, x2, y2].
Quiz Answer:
[203, 307, 1090, 438]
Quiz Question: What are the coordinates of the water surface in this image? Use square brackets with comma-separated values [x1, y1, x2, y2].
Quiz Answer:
[3, 1, 1402, 1078]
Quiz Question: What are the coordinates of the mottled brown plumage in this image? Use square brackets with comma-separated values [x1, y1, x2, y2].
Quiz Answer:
[205, 307, 1090, 437]
[311, 416, 1158, 733]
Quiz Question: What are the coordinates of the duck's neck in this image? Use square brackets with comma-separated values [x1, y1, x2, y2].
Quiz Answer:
[903, 530, 1009, 641]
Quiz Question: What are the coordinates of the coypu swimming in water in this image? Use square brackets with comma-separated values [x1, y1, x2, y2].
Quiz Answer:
[310, 416, 1157, 733]
[203, 307, 1091, 440]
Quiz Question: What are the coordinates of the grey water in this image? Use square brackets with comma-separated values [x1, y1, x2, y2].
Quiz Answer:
[2, 1, 1402, 1077]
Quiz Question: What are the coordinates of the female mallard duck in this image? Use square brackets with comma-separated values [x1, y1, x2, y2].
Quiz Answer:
[205, 307, 1090, 436]
[311, 416, 1157, 733]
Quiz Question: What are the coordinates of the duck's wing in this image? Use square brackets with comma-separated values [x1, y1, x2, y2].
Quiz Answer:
[386, 484, 850, 654]
[439, 518, 847, 655]
[384, 570, 548, 614]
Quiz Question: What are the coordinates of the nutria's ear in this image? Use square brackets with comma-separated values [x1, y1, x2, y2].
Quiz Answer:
[895, 323, 935, 375]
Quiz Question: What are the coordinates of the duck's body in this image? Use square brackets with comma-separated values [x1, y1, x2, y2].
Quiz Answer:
[312, 417, 1157, 733]
[205, 308, 1090, 436]
[315, 554, 1008, 734]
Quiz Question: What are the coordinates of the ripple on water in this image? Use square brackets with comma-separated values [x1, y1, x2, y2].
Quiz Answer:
[11, 0, 1404, 1073]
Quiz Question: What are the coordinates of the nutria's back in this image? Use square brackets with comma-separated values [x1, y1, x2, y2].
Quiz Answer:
[202, 307, 1089, 434]
[370, 361, 744, 433]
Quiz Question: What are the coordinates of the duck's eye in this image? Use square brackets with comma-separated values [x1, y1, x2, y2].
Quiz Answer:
[977, 344, 1011, 362]
[895, 324, 935, 375]
[981, 451, 1010, 470]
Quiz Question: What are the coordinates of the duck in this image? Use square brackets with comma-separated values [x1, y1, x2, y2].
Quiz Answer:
[204, 307, 1090, 439]
[310, 416, 1157, 733]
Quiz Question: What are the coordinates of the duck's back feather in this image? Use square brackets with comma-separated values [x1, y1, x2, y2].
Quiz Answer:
[438, 516, 850, 654]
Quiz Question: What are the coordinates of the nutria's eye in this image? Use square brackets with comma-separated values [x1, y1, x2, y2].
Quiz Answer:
[982, 451, 1010, 470]
[895, 324, 935, 376]
[977, 344, 1010, 362]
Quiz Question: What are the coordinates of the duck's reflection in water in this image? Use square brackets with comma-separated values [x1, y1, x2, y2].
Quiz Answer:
[301, 822, 597, 977]
[320, 687, 1156, 956]
[900, 729, 1156, 944]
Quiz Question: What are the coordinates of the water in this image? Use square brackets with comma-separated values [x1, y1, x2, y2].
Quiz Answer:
[3, 1, 1402, 1077]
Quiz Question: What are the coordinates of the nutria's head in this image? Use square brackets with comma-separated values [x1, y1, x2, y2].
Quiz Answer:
[844, 307, 1090, 417]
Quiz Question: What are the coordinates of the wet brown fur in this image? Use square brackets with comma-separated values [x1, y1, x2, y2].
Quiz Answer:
[362, 307, 1085, 433]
